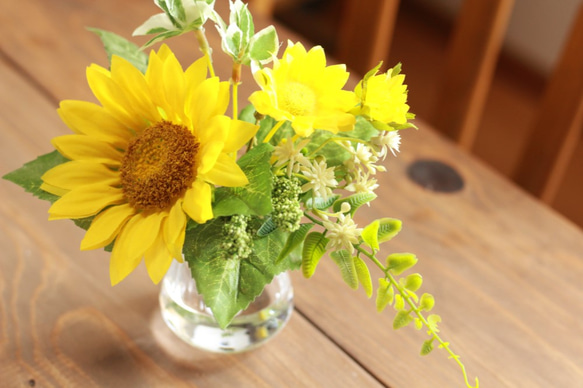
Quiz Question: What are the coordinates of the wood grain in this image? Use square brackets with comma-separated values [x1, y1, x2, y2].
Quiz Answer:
[2, 0, 583, 387]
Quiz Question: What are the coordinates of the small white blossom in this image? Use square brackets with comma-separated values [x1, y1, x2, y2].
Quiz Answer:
[273, 138, 310, 176]
[371, 131, 401, 159]
[300, 159, 338, 200]
[345, 173, 379, 194]
[346, 143, 385, 174]
[323, 214, 363, 254]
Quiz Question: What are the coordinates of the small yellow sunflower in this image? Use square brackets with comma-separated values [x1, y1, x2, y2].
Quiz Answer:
[249, 41, 356, 137]
[355, 65, 410, 125]
[41, 45, 258, 285]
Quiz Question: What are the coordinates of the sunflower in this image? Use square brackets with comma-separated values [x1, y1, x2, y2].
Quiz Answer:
[249, 41, 356, 137]
[41, 45, 258, 285]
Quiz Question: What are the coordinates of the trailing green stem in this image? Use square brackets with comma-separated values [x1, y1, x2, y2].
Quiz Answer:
[355, 245, 479, 388]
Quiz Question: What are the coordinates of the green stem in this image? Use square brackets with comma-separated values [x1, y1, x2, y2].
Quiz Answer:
[355, 246, 479, 388]
[194, 28, 215, 77]
[232, 62, 242, 120]
[263, 120, 285, 143]
[304, 211, 324, 227]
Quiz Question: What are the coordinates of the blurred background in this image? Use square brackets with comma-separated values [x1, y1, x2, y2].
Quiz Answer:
[266, 0, 583, 229]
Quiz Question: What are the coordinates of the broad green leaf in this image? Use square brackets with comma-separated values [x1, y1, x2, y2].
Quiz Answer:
[403, 273, 423, 292]
[377, 218, 402, 243]
[3, 150, 66, 203]
[301, 232, 329, 278]
[305, 194, 340, 210]
[421, 339, 434, 355]
[213, 143, 274, 217]
[419, 293, 435, 312]
[393, 310, 413, 330]
[375, 278, 393, 312]
[386, 252, 418, 276]
[361, 220, 380, 250]
[354, 256, 373, 298]
[330, 250, 358, 290]
[88, 28, 149, 73]
[257, 217, 277, 236]
[277, 223, 314, 263]
[184, 216, 300, 328]
[238, 104, 257, 124]
[332, 192, 377, 216]
[247, 25, 278, 65]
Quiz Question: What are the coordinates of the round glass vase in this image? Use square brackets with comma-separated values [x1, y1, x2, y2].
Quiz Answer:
[159, 260, 293, 353]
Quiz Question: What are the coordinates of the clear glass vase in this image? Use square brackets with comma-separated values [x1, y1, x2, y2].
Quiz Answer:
[159, 260, 293, 353]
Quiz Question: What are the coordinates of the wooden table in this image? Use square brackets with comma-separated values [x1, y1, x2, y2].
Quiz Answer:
[2, 1, 583, 387]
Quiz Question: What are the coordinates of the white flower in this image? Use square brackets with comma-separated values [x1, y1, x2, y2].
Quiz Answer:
[323, 214, 362, 254]
[346, 143, 385, 174]
[371, 130, 401, 159]
[300, 159, 338, 200]
[273, 137, 310, 177]
[345, 172, 379, 194]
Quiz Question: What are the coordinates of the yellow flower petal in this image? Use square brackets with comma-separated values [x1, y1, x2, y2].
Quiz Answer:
[182, 179, 213, 224]
[41, 161, 119, 190]
[144, 232, 174, 284]
[164, 200, 187, 260]
[52, 135, 122, 166]
[110, 211, 167, 285]
[48, 183, 125, 220]
[81, 204, 136, 250]
[196, 115, 230, 174]
[223, 120, 259, 154]
[188, 77, 221, 129]
[39, 182, 69, 197]
[204, 153, 249, 187]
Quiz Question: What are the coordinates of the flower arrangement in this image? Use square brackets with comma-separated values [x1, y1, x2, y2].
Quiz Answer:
[3, 0, 478, 386]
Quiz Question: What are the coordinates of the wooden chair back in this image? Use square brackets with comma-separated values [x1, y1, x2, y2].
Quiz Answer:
[513, 3, 583, 204]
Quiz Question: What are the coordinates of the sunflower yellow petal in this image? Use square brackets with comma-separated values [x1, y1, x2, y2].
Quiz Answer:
[184, 57, 208, 91]
[52, 135, 122, 166]
[58, 100, 131, 147]
[48, 184, 125, 220]
[204, 153, 249, 187]
[164, 200, 187, 260]
[144, 233, 174, 284]
[223, 120, 259, 153]
[109, 211, 167, 285]
[41, 161, 119, 190]
[189, 77, 221, 128]
[196, 115, 230, 174]
[81, 204, 135, 250]
[182, 179, 213, 224]
[40, 182, 69, 197]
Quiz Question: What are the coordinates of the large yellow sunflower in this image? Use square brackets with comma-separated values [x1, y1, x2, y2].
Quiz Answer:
[249, 41, 356, 137]
[41, 45, 258, 285]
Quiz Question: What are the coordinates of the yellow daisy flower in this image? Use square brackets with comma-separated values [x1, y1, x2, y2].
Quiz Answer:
[355, 65, 410, 125]
[40, 45, 258, 286]
[249, 41, 356, 137]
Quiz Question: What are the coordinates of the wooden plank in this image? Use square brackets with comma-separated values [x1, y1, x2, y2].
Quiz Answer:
[0, 56, 383, 387]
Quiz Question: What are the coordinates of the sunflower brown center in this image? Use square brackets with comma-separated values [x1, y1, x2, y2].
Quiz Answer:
[121, 121, 198, 211]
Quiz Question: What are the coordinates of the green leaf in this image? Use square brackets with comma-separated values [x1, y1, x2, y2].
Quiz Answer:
[394, 294, 405, 311]
[247, 25, 279, 65]
[377, 218, 402, 243]
[386, 252, 418, 276]
[184, 216, 300, 329]
[403, 273, 423, 292]
[213, 143, 274, 217]
[421, 339, 434, 355]
[361, 220, 380, 250]
[419, 293, 435, 312]
[375, 278, 393, 312]
[393, 310, 413, 330]
[88, 28, 148, 73]
[301, 232, 329, 278]
[332, 192, 377, 216]
[330, 250, 358, 290]
[305, 194, 340, 210]
[3, 150, 67, 203]
[257, 217, 277, 236]
[238, 104, 257, 124]
[354, 256, 373, 298]
[427, 314, 442, 333]
[277, 223, 314, 263]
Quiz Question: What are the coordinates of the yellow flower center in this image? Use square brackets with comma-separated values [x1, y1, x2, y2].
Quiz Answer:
[121, 121, 198, 211]
[280, 82, 316, 116]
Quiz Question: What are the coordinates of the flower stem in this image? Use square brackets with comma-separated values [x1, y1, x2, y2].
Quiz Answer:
[232, 62, 242, 120]
[194, 28, 215, 78]
[263, 120, 285, 143]
[355, 245, 479, 388]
